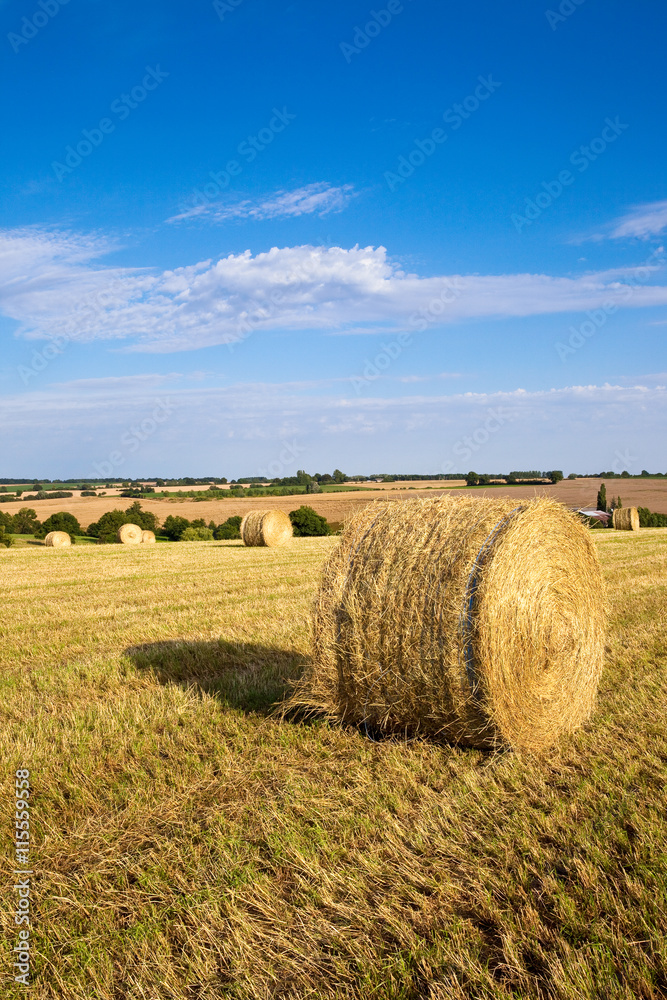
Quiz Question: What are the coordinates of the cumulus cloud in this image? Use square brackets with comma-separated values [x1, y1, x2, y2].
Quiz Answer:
[167, 182, 356, 224]
[3, 228, 667, 353]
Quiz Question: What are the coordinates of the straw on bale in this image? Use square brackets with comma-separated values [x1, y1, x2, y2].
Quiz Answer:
[141, 530, 156, 544]
[117, 523, 143, 545]
[289, 496, 605, 753]
[241, 509, 293, 547]
[612, 506, 639, 531]
[44, 530, 71, 548]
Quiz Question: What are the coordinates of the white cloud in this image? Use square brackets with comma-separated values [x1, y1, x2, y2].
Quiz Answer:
[167, 182, 355, 224]
[3, 228, 667, 354]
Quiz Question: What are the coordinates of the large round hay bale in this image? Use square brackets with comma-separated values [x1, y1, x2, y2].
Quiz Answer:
[612, 507, 639, 531]
[141, 530, 156, 544]
[292, 496, 605, 753]
[44, 531, 71, 548]
[241, 509, 292, 547]
[117, 523, 143, 545]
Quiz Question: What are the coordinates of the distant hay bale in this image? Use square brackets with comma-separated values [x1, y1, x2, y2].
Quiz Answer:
[612, 507, 639, 531]
[117, 523, 143, 545]
[290, 496, 605, 753]
[241, 509, 293, 547]
[44, 531, 71, 548]
[141, 530, 156, 544]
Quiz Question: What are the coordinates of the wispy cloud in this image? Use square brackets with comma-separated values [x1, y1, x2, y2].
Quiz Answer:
[3, 228, 667, 354]
[577, 200, 667, 242]
[167, 182, 356, 224]
[609, 200, 667, 239]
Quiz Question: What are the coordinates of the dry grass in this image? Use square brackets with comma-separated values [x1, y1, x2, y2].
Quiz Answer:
[0, 530, 666, 998]
[294, 497, 604, 752]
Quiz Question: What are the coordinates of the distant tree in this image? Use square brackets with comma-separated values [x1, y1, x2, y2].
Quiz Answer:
[466, 471, 479, 487]
[36, 512, 82, 539]
[13, 508, 41, 535]
[596, 483, 607, 513]
[181, 527, 213, 541]
[162, 515, 191, 541]
[289, 505, 330, 536]
[214, 516, 242, 540]
[0, 525, 13, 548]
[87, 510, 128, 543]
[620, 470, 630, 478]
[123, 501, 159, 533]
[548, 470, 564, 483]
[567, 473, 577, 480]
[641, 470, 649, 477]
[332, 469, 346, 484]
[638, 506, 667, 527]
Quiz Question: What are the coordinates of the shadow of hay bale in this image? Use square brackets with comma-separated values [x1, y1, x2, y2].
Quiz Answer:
[125, 638, 309, 715]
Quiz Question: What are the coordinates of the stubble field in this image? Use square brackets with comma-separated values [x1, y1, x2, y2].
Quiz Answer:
[1, 528, 666, 998]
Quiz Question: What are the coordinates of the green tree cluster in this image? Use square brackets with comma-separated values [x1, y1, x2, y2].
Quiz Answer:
[289, 506, 330, 536]
[34, 512, 82, 540]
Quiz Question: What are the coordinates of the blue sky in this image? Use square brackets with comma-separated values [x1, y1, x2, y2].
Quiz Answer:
[0, 0, 665, 478]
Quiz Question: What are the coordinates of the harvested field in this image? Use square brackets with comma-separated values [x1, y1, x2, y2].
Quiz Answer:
[0, 529, 666, 998]
[1, 479, 666, 530]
